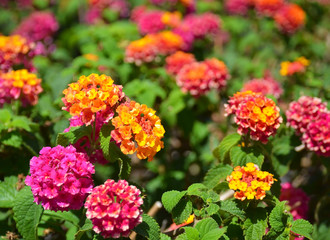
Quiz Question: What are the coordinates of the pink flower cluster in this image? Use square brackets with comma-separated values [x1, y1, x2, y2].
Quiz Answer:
[225, 91, 283, 143]
[286, 96, 330, 156]
[86, 0, 130, 24]
[85, 179, 143, 238]
[165, 51, 196, 75]
[242, 74, 283, 99]
[280, 183, 309, 220]
[176, 58, 230, 97]
[14, 12, 58, 42]
[25, 145, 95, 211]
[64, 115, 108, 165]
[225, 0, 306, 34]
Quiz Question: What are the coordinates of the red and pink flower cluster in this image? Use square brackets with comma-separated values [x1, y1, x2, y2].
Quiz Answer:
[166, 51, 229, 97]
[25, 145, 95, 211]
[286, 96, 330, 156]
[225, 91, 282, 143]
[0, 69, 43, 107]
[85, 179, 143, 238]
[280, 57, 309, 76]
[242, 73, 283, 99]
[225, 0, 306, 34]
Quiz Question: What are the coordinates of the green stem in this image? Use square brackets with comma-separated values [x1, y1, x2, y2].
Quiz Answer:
[22, 142, 37, 156]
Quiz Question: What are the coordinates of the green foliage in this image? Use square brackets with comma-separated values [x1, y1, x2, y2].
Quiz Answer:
[13, 187, 43, 240]
[203, 164, 233, 189]
[219, 200, 246, 221]
[134, 214, 161, 240]
[172, 199, 193, 224]
[161, 190, 187, 213]
[213, 133, 241, 162]
[269, 201, 287, 232]
[230, 146, 264, 168]
[56, 125, 92, 146]
[291, 219, 314, 240]
[74, 218, 93, 240]
[0, 176, 19, 208]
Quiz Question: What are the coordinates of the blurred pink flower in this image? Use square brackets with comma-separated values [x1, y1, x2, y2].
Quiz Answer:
[225, 0, 250, 15]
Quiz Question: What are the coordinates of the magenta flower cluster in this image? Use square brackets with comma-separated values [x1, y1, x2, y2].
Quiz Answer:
[14, 12, 58, 42]
[25, 145, 95, 211]
[280, 183, 309, 220]
[286, 96, 330, 156]
[85, 179, 143, 239]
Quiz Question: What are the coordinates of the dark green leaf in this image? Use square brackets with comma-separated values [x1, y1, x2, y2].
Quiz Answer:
[133, 214, 160, 240]
[13, 187, 43, 240]
[182, 227, 199, 240]
[56, 125, 92, 146]
[195, 217, 219, 238]
[219, 200, 246, 221]
[172, 199, 193, 224]
[74, 218, 93, 240]
[269, 201, 287, 232]
[213, 133, 241, 162]
[43, 210, 80, 227]
[291, 219, 313, 240]
[230, 146, 264, 168]
[203, 164, 233, 189]
[202, 227, 227, 240]
[162, 190, 187, 213]
[0, 176, 19, 208]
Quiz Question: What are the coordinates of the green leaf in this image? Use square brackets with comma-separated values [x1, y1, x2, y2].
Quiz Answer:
[269, 201, 287, 232]
[291, 219, 313, 240]
[176, 233, 188, 240]
[172, 199, 193, 224]
[202, 227, 227, 240]
[244, 221, 266, 240]
[1, 132, 22, 148]
[230, 146, 264, 168]
[205, 203, 220, 216]
[203, 164, 233, 189]
[133, 214, 160, 240]
[183, 227, 200, 240]
[43, 210, 80, 227]
[10, 116, 32, 132]
[159, 89, 185, 126]
[0, 176, 19, 208]
[219, 200, 246, 221]
[74, 218, 93, 240]
[118, 156, 131, 179]
[160, 233, 171, 240]
[195, 217, 219, 238]
[99, 123, 114, 162]
[213, 133, 241, 162]
[187, 183, 208, 196]
[162, 190, 187, 213]
[56, 125, 92, 146]
[0, 109, 11, 123]
[13, 187, 43, 240]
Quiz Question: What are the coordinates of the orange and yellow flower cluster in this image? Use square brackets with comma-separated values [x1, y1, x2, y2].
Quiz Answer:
[280, 57, 309, 76]
[0, 69, 43, 106]
[0, 35, 35, 72]
[165, 51, 196, 75]
[225, 91, 282, 143]
[111, 101, 165, 161]
[274, 4, 306, 34]
[125, 31, 184, 65]
[62, 74, 125, 125]
[227, 163, 276, 201]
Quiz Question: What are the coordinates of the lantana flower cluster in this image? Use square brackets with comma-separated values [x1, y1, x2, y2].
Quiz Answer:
[165, 52, 230, 97]
[62, 73, 125, 125]
[111, 100, 165, 161]
[85, 0, 130, 24]
[125, 31, 184, 65]
[85, 179, 143, 239]
[242, 74, 283, 99]
[0, 69, 43, 107]
[280, 183, 309, 220]
[280, 56, 309, 76]
[14, 12, 58, 43]
[286, 96, 330, 156]
[25, 145, 95, 211]
[135, 10, 181, 35]
[225, 91, 282, 143]
[225, 0, 306, 34]
[227, 163, 276, 201]
[0, 35, 37, 72]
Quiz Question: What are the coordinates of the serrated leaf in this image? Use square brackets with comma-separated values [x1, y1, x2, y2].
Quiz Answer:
[195, 217, 219, 238]
[134, 214, 160, 240]
[56, 125, 92, 146]
[0, 176, 19, 208]
[213, 133, 241, 161]
[269, 201, 286, 232]
[291, 219, 313, 240]
[13, 187, 43, 240]
[160, 233, 171, 240]
[219, 200, 246, 220]
[10, 116, 32, 132]
[183, 227, 199, 240]
[230, 146, 264, 168]
[162, 190, 187, 213]
[176, 233, 188, 240]
[118, 156, 132, 179]
[1, 132, 22, 148]
[244, 221, 265, 240]
[203, 164, 233, 189]
[205, 203, 220, 216]
[43, 210, 80, 227]
[172, 199, 193, 224]
[74, 218, 93, 240]
[99, 123, 114, 162]
[202, 227, 227, 240]
[213, 182, 229, 194]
